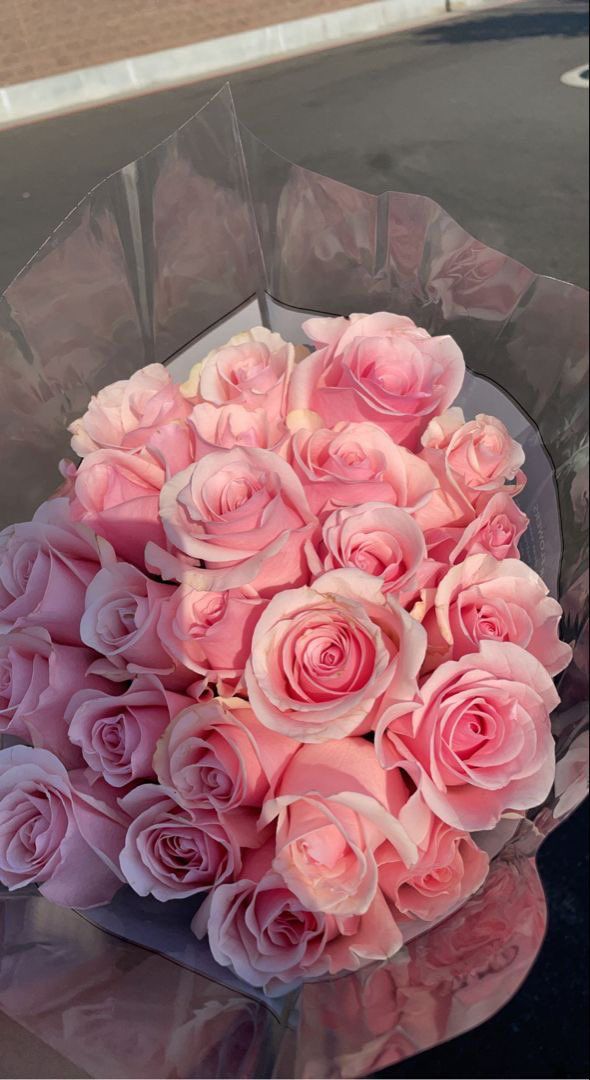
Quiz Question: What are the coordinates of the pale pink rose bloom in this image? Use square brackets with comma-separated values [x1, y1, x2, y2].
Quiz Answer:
[193, 841, 402, 995]
[67, 675, 191, 788]
[422, 554, 571, 675]
[0, 745, 127, 907]
[182, 326, 301, 416]
[261, 738, 417, 917]
[319, 502, 429, 600]
[0, 627, 109, 768]
[150, 446, 318, 596]
[445, 413, 525, 497]
[70, 449, 166, 567]
[420, 407, 466, 450]
[119, 784, 240, 901]
[0, 497, 109, 644]
[153, 696, 298, 814]
[80, 561, 180, 681]
[426, 492, 529, 567]
[68, 363, 191, 456]
[189, 402, 287, 458]
[245, 568, 426, 742]
[376, 640, 559, 831]
[289, 421, 438, 520]
[157, 584, 265, 692]
[289, 312, 465, 449]
[377, 781, 489, 922]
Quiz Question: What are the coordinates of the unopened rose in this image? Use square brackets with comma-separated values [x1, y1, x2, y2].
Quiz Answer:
[289, 312, 465, 449]
[245, 569, 426, 741]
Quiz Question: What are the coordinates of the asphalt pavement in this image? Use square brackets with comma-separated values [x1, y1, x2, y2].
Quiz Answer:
[0, 1, 588, 1077]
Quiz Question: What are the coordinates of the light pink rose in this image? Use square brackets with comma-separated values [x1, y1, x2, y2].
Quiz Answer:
[441, 412, 525, 498]
[0, 745, 127, 907]
[119, 784, 240, 900]
[261, 738, 417, 916]
[289, 421, 438, 520]
[68, 363, 191, 456]
[288, 312, 465, 449]
[424, 492, 529, 569]
[422, 554, 572, 675]
[193, 841, 403, 995]
[0, 497, 109, 644]
[80, 561, 181, 681]
[245, 569, 426, 742]
[376, 641, 559, 831]
[157, 583, 265, 692]
[319, 502, 429, 600]
[153, 696, 298, 814]
[67, 675, 191, 788]
[149, 446, 318, 596]
[182, 326, 301, 416]
[189, 402, 287, 457]
[70, 449, 166, 567]
[0, 627, 109, 767]
[377, 781, 489, 922]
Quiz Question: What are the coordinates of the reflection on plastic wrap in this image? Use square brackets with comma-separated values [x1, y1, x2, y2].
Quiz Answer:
[0, 853, 545, 1079]
[0, 84, 587, 1077]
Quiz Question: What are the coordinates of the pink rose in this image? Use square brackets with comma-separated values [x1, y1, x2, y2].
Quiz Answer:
[194, 841, 402, 995]
[150, 446, 318, 596]
[245, 569, 426, 742]
[422, 554, 571, 675]
[153, 696, 298, 813]
[424, 492, 529, 568]
[378, 782, 489, 922]
[0, 627, 108, 767]
[376, 641, 559, 831]
[0, 497, 108, 644]
[68, 363, 190, 456]
[441, 412, 525, 498]
[288, 312, 465, 449]
[189, 402, 287, 457]
[157, 583, 265, 692]
[0, 745, 126, 907]
[80, 561, 181, 681]
[67, 675, 191, 788]
[319, 502, 429, 599]
[289, 421, 437, 520]
[261, 738, 417, 916]
[182, 326, 301, 416]
[70, 449, 166, 567]
[119, 784, 240, 900]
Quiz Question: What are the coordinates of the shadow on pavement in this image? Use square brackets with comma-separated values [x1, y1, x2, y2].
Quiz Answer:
[416, 3, 589, 44]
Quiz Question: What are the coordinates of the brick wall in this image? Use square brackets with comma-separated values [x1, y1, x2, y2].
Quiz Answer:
[0, 0, 367, 86]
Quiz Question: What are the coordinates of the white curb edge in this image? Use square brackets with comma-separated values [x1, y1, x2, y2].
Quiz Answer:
[0, 0, 518, 127]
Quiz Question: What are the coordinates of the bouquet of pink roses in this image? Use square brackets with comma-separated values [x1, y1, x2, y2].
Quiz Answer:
[0, 311, 572, 996]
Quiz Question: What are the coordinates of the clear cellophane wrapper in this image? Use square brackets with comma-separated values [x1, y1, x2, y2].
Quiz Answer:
[0, 87, 587, 1078]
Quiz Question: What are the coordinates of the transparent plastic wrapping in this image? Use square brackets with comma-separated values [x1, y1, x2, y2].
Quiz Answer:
[0, 86, 587, 1077]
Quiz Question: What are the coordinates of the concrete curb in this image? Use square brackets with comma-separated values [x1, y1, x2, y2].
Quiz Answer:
[0, 0, 515, 127]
